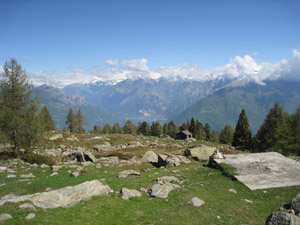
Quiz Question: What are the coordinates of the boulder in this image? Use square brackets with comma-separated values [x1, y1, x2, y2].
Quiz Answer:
[93, 143, 112, 152]
[51, 165, 62, 172]
[20, 173, 35, 178]
[0, 166, 7, 172]
[71, 172, 80, 177]
[118, 170, 141, 178]
[72, 147, 97, 162]
[188, 197, 205, 207]
[141, 151, 158, 163]
[49, 133, 63, 141]
[291, 193, 300, 214]
[149, 182, 179, 199]
[19, 203, 36, 211]
[0, 180, 112, 209]
[266, 212, 300, 225]
[154, 176, 180, 184]
[0, 213, 12, 223]
[128, 141, 142, 147]
[165, 155, 190, 167]
[81, 161, 93, 167]
[184, 145, 216, 161]
[99, 156, 119, 165]
[121, 188, 142, 200]
[66, 135, 79, 141]
[40, 164, 50, 168]
[42, 149, 61, 157]
[26, 213, 35, 220]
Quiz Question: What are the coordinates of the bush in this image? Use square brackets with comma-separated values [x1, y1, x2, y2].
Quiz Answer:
[22, 152, 54, 166]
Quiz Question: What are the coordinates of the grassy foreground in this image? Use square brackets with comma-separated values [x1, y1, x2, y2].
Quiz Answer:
[0, 134, 299, 224]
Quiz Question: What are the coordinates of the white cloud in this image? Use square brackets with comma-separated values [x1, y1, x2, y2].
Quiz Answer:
[26, 48, 300, 87]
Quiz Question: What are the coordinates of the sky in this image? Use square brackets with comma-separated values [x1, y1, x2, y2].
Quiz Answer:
[0, 0, 300, 87]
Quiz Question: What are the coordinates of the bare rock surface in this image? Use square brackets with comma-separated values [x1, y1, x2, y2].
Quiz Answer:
[149, 182, 179, 199]
[213, 152, 300, 190]
[189, 197, 205, 207]
[266, 212, 300, 225]
[99, 156, 119, 165]
[118, 170, 141, 178]
[49, 133, 63, 141]
[291, 193, 300, 214]
[0, 180, 112, 209]
[19, 203, 36, 211]
[154, 176, 180, 184]
[141, 151, 158, 163]
[72, 147, 97, 162]
[26, 213, 36, 220]
[184, 145, 216, 161]
[121, 188, 142, 200]
[0, 213, 12, 223]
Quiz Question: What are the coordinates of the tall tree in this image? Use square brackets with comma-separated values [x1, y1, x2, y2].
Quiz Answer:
[112, 122, 122, 134]
[65, 108, 75, 133]
[0, 58, 40, 155]
[38, 106, 55, 132]
[195, 121, 206, 140]
[232, 109, 252, 149]
[167, 120, 179, 138]
[102, 123, 112, 134]
[138, 121, 150, 136]
[150, 121, 163, 136]
[189, 118, 196, 135]
[254, 102, 293, 154]
[92, 124, 101, 134]
[74, 109, 85, 133]
[220, 124, 234, 145]
[123, 120, 137, 135]
[292, 105, 300, 155]
[204, 123, 211, 141]
[211, 130, 220, 143]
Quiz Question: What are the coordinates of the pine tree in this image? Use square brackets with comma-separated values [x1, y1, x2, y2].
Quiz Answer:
[102, 123, 112, 134]
[65, 108, 75, 133]
[167, 120, 179, 138]
[38, 106, 55, 132]
[92, 124, 101, 134]
[220, 124, 234, 145]
[74, 109, 85, 133]
[292, 105, 300, 155]
[232, 109, 252, 149]
[123, 120, 137, 135]
[112, 123, 122, 134]
[180, 123, 187, 131]
[150, 121, 163, 136]
[204, 123, 211, 141]
[254, 102, 293, 154]
[138, 121, 150, 136]
[0, 58, 40, 155]
[211, 130, 219, 143]
[189, 118, 196, 136]
[195, 121, 206, 140]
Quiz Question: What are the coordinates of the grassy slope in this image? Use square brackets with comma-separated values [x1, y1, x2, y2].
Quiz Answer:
[0, 134, 299, 224]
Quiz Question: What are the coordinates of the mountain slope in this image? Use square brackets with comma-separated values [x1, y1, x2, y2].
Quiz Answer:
[63, 77, 233, 123]
[34, 85, 124, 130]
[172, 80, 300, 133]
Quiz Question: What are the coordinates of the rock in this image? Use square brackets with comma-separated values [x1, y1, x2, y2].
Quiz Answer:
[50, 172, 58, 176]
[0, 166, 7, 172]
[229, 189, 237, 194]
[265, 211, 300, 225]
[141, 151, 158, 163]
[99, 156, 119, 165]
[165, 155, 190, 167]
[42, 149, 61, 157]
[0, 180, 112, 209]
[118, 170, 141, 178]
[140, 187, 148, 193]
[188, 197, 205, 207]
[154, 176, 180, 184]
[72, 147, 97, 162]
[66, 135, 79, 141]
[49, 133, 63, 141]
[40, 164, 49, 168]
[93, 143, 112, 152]
[291, 193, 300, 214]
[7, 174, 16, 178]
[184, 145, 216, 161]
[96, 163, 102, 169]
[71, 172, 80, 177]
[26, 213, 36, 220]
[121, 188, 142, 200]
[20, 173, 35, 178]
[19, 203, 36, 211]
[128, 141, 142, 147]
[159, 134, 172, 140]
[81, 161, 93, 167]
[211, 149, 225, 159]
[0, 213, 12, 223]
[30, 163, 38, 168]
[51, 165, 62, 172]
[244, 199, 253, 204]
[149, 182, 179, 199]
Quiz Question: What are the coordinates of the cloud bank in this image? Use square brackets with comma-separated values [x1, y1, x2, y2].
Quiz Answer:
[2, 49, 299, 88]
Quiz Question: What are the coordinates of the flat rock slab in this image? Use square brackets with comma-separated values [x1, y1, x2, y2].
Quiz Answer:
[214, 152, 300, 190]
[0, 180, 112, 209]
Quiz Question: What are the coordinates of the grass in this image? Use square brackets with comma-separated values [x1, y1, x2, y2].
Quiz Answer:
[0, 133, 299, 224]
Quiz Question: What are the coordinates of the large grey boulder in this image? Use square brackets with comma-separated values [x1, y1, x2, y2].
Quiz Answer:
[26, 213, 36, 220]
[165, 155, 190, 167]
[121, 188, 142, 200]
[0, 180, 112, 209]
[141, 151, 158, 163]
[149, 182, 179, 199]
[93, 143, 112, 152]
[291, 193, 300, 214]
[66, 135, 79, 141]
[49, 133, 63, 141]
[19, 203, 36, 211]
[118, 170, 141, 178]
[0, 213, 12, 223]
[266, 212, 300, 225]
[72, 147, 97, 162]
[99, 156, 119, 165]
[184, 145, 216, 161]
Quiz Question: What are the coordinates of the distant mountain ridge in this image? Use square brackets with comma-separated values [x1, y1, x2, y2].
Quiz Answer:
[172, 80, 300, 133]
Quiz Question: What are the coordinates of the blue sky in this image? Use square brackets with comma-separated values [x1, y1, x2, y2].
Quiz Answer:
[0, 0, 299, 86]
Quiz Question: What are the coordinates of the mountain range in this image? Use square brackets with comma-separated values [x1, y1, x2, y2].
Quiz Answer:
[35, 77, 300, 133]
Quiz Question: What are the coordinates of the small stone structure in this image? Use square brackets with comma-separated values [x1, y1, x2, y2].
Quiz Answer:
[175, 130, 193, 140]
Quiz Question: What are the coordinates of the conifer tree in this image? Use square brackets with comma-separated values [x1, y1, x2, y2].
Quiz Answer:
[232, 109, 252, 149]
[0, 58, 40, 155]
[150, 121, 163, 136]
[195, 121, 206, 140]
[38, 106, 55, 132]
[102, 123, 112, 134]
[92, 124, 101, 134]
[189, 118, 196, 135]
[65, 108, 75, 132]
[292, 105, 300, 155]
[123, 120, 137, 135]
[74, 109, 85, 133]
[220, 124, 234, 145]
[211, 130, 219, 143]
[167, 120, 179, 138]
[112, 122, 122, 134]
[254, 102, 293, 154]
[204, 123, 211, 141]
[138, 121, 150, 136]
[180, 123, 187, 131]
